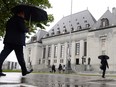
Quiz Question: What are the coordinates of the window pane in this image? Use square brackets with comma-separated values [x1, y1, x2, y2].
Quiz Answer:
[43, 47, 46, 58]
[60, 44, 64, 58]
[75, 43, 80, 55]
[48, 46, 51, 57]
[54, 45, 58, 58]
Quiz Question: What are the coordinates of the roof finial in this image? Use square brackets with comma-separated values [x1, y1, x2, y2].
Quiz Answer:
[107, 7, 109, 10]
[86, 7, 88, 10]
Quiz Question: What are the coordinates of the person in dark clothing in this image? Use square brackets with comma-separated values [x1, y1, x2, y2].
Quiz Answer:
[88, 57, 91, 65]
[51, 64, 56, 73]
[58, 64, 62, 73]
[100, 58, 109, 78]
[0, 10, 33, 76]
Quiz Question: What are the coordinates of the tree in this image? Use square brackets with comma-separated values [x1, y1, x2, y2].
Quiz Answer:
[0, 0, 54, 38]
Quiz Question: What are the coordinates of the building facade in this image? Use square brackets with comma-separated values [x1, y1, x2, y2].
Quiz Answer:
[3, 61, 20, 70]
[24, 8, 116, 72]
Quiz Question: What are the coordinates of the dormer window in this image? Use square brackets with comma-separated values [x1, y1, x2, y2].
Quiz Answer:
[77, 26, 82, 30]
[31, 36, 37, 42]
[51, 29, 54, 36]
[77, 22, 79, 25]
[100, 18, 109, 28]
[86, 23, 90, 28]
[84, 20, 87, 23]
[46, 33, 49, 37]
[71, 27, 74, 32]
[56, 27, 60, 35]
[63, 26, 67, 33]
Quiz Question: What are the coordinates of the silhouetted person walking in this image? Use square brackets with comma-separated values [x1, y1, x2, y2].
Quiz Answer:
[0, 10, 33, 76]
[88, 57, 91, 65]
[58, 64, 62, 73]
[51, 64, 56, 73]
[100, 58, 109, 78]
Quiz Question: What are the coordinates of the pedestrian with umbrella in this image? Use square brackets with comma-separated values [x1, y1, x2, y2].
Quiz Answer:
[98, 55, 109, 78]
[0, 4, 48, 76]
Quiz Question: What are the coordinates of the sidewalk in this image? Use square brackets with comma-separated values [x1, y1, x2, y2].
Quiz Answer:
[0, 72, 37, 87]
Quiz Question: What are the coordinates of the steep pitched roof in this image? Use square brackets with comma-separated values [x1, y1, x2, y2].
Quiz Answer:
[27, 30, 48, 43]
[91, 10, 116, 30]
[47, 10, 96, 37]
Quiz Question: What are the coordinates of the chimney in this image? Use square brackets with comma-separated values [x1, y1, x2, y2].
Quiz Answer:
[112, 7, 116, 16]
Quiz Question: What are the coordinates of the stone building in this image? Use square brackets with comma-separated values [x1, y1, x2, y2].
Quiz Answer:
[3, 61, 20, 70]
[24, 8, 116, 72]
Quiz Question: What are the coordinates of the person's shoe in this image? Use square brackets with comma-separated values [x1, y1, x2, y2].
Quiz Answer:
[0, 72, 6, 76]
[22, 69, 33, 76]
[102, 76, 105, 78]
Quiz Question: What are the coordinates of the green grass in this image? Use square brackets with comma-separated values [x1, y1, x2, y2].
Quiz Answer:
[3, 69, 21, 72]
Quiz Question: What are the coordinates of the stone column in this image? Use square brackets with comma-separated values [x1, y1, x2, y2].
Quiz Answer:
[51, 44, 54, 65]
[64, 42, 68, 65]
[45, 45, 48, 65]
[57, 43, 61, 68]
[71, 41, 76, 64]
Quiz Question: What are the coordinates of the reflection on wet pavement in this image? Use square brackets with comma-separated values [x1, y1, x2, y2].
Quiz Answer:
[22, 74, 116, 87]
[0, 73, 116, 87]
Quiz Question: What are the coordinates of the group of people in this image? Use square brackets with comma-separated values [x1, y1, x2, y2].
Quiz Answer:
[51, 64, 66, 73]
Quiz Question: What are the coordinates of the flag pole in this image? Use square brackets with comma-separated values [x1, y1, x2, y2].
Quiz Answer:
[66, 0, 73, 73]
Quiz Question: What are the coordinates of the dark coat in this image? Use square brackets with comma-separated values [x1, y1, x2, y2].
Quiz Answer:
[3, 15, 28, 46]
[101, 59, 109, 70]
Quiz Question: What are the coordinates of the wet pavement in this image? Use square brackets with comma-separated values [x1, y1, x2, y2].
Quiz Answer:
[0, 72, 116, 87]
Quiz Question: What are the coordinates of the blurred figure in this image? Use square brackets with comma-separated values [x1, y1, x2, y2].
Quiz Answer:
[0, 10, 33, 76]
[62, 65, 66, 73]
[98, 55, 109, 78]
[58, 64, 62, 73]
[88, 57, 91, 65]
[51, 64, 56, 73]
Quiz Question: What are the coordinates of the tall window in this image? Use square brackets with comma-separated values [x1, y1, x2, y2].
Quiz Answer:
[100, 35, 107, 55]
[48, 46, 51, 57]
[75, 43, 80, 55]
[60, 44, 64, 58]
[101, 38, 106, 54]
[54, 45, 58, 58]
[43, 47, 46, 59]
[101, 39, 106, 47]
[84, 41, 87, 56]
[67, 43, 72, 57]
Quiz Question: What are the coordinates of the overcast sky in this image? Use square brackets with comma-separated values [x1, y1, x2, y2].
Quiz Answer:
[47, 0, 116, 30]
[0, 0, 116, 61]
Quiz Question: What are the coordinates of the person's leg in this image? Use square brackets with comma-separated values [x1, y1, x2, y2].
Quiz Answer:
[102, 69, 106, 78]
[0, 44, 13, 75]
[14, 45, 33, 76]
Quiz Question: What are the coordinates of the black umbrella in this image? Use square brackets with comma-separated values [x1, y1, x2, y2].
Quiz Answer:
[98, 55, 109, 60]
[11, 4, 48, 22]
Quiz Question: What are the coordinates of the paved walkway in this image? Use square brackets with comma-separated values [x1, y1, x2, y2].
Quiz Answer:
[0, 72, 116, 87]
[0, 72, 36, 87]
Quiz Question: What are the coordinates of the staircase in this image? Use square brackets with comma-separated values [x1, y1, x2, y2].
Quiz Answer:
[71, 64, 94, 73]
